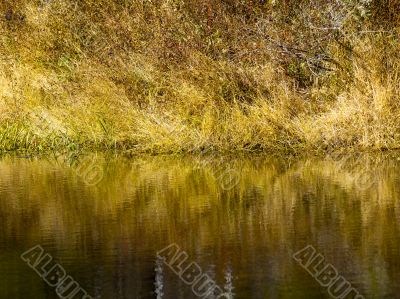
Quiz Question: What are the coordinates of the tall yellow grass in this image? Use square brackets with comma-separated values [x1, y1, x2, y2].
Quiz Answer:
[0, 0, 399, 153]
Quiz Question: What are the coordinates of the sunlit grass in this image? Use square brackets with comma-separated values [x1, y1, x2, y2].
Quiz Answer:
[0, 1, 399, 154]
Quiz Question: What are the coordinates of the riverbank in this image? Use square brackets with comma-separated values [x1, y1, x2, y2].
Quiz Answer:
[1, 1, 399, 154]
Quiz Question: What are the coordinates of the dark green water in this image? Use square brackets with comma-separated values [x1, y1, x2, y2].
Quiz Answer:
[1, 153, 400, 299]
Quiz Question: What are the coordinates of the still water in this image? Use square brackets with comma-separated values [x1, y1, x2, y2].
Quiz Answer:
[1, 153, 400, 299]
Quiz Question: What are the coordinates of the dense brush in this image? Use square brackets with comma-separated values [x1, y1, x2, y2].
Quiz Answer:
[0, 0, 399, 154]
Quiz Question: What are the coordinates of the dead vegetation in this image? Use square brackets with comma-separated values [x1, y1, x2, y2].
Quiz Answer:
[0, 0, 399, 153]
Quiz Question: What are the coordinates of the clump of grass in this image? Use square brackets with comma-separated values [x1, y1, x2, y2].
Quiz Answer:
[0, 0, 399, 154]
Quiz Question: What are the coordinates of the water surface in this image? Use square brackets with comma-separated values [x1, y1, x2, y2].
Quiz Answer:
[1, 153, 400, 299]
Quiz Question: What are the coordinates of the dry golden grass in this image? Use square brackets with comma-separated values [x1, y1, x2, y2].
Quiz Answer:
[0, 0, 399, 153]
